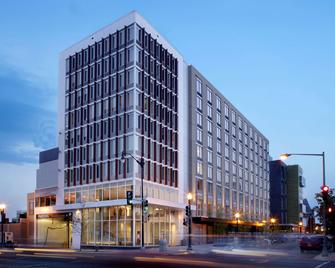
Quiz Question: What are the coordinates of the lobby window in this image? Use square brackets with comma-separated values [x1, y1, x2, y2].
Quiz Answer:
[197, 178, 203, 193]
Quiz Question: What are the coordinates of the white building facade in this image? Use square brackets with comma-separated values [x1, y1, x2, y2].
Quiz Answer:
[33, 11, 270, 249]
[57, 12, 189, 248]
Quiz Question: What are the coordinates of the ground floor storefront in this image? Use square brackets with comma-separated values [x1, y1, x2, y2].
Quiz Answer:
[36, 213, 72, 248]
[80, 205, 180, 247]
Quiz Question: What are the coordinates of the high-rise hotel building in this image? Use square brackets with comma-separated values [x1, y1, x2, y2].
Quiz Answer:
[34, 11, 269, 248]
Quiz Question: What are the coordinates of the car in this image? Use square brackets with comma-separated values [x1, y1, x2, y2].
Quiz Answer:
[299, 235, 332, 252]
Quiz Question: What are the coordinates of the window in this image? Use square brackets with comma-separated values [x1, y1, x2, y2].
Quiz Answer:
[207, 120, 212, 133]
[208, 135, 213, 149]
[196, 161, 203, 176]
[217, 141, 222, 154]
[217, 112, 221, 125]
[208, 166, 213, 180]
[225, 146, 229, 159]
[207, 105, 212, 118]
[217, 156, 222, 169]
[196, 77, 202, 95]
[196, 145, 203, 159]
[224, 133, 229, 145]
[207, 87, 212, 103]
[217, 170, 222, 183]
[208, 150, 213, 164]
[196, 96, 202, 111]
[196, 112, 202, 127]
[217, 127, 221, 140]
[225, 119, 229, 131]
[216, 96, 221, 111]
[232, 111, 236, 124]
[197, 128, 203, 143]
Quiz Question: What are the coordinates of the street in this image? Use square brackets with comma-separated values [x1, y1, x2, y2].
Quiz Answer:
[0, 246, 334, 268]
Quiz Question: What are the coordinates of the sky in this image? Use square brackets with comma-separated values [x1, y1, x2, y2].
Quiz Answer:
[0, 0, 334, 219]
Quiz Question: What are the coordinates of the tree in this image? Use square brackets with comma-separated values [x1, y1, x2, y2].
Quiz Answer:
[314, 188, 335, 236]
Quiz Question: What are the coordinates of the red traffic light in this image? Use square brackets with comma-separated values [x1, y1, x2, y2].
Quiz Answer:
[328, 207, 333, 213]
[322, 185, 330, 193]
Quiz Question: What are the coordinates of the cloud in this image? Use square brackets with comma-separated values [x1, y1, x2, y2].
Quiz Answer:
[0, 63, 57, 164]
[0, 162, 37, 219]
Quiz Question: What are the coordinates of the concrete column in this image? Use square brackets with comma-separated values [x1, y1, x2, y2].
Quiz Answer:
[72, 210, 82, 250]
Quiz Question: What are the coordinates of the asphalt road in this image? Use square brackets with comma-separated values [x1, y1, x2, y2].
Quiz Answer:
[0, 248, 334, 268]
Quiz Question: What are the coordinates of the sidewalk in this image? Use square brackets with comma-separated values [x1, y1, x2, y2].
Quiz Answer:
[314, 252, 335, 262]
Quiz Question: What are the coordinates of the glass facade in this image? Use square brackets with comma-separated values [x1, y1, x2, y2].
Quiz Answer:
[81, 205, 178, 246]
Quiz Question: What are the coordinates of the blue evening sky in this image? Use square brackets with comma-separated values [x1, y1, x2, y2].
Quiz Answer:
[0, 0, 334, 218]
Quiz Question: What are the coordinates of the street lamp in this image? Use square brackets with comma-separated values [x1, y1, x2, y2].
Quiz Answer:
[299, 221, 303, 236]
[234, 212, 240, 233]
[187, 193, 193, 251]
[279, 152, 327, 256]
[121, 151, 145, 249]
[0, 204, 6, 246]
[270, 218, 276, 233]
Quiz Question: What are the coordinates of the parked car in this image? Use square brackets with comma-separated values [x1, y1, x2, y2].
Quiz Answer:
[299, 235, 332, 252]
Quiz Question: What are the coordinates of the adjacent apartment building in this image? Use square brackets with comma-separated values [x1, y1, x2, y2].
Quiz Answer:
[33, 11, 269, 248]
[269, 160, 305, 225]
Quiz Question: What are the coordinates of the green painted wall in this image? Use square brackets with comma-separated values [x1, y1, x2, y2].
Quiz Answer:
[287, 165, 300, 224]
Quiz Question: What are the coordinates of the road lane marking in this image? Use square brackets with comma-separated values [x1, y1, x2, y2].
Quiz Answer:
[15, 248, 77, 253]
[16, 253, 76, 260]
[134, 256, 222, 267]
[212, 249, 266, 257]
[315, 262, 330, 268]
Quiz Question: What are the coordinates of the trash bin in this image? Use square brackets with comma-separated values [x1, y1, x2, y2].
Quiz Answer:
[159, 239, 167, 252]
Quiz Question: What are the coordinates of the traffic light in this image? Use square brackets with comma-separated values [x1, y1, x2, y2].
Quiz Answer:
[143, 199, 149, 214]
[126, 191, 133, 206]
[185, 205, 190, 217]
[322, 185, 330, 193]
[328, 207, 333, 213]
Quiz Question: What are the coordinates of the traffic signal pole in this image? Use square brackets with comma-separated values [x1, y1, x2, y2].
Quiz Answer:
[321, 152, 328, 257]
[187, 199, 192, 251]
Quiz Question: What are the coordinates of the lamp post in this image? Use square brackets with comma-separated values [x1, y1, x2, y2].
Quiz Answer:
[299, 221, 303, 236]
[0, 204, 6, 247]
[270, 218, 276, 233]
[234, 212, 240, 233]
[187, 193, 193, 251]
[280, 152, 327, 256]
[121, 151, 145, 249]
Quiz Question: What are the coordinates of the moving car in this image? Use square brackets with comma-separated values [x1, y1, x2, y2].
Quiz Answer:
[300, 235, 332, 252]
